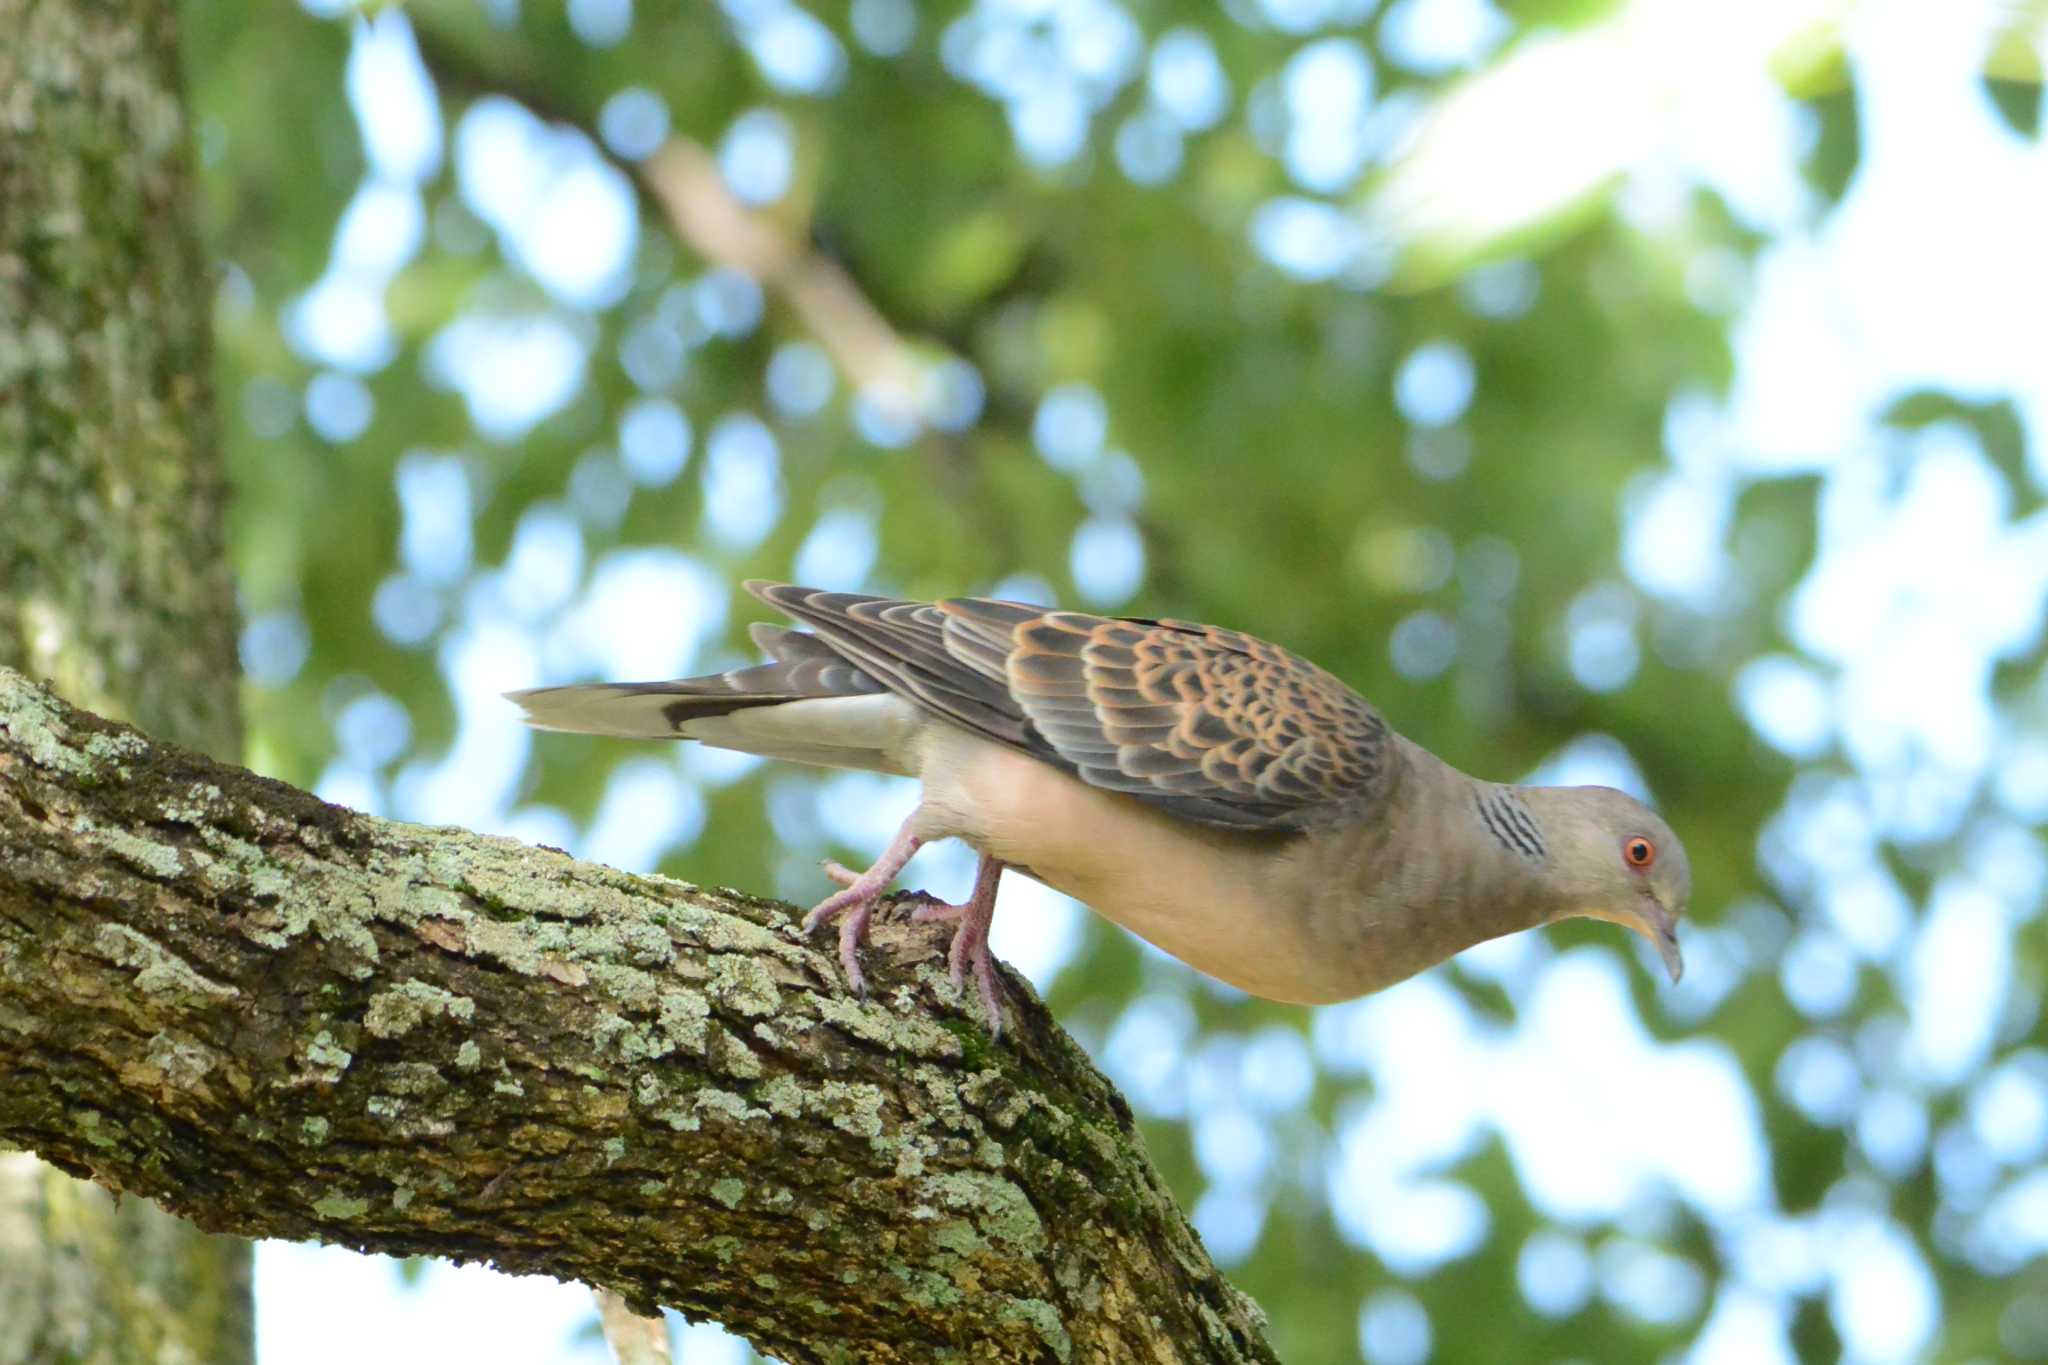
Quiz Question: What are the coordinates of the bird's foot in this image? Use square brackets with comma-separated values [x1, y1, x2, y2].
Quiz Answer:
[907, 857, 1006, 1036]
[909, 899, 1004, 1034]
[801, 826, 923, 998]
[806, 837, 1009, 1036]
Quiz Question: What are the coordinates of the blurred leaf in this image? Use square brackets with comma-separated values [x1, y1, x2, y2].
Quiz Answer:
[1769, 12, 1852, 98]
[1984, 74, 2044, 137]
[1494, 0, 1627, 29]
[1731, 475, 1823, 613]
[1798, 85, 1862, 205]
[1788, 1291, 1844, 1362]
[1986, 6, 2048, 83]
[1882, 390, 2040, 515]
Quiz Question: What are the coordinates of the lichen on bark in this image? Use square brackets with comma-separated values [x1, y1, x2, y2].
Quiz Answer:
[0, 669, 1277, 1363]
[0, 0, 241, 761]
[0, 1, 252, 1358]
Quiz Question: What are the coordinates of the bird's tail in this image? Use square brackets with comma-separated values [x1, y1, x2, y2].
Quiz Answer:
[505, 623, 885, 737]
[506, 623, 915, 773]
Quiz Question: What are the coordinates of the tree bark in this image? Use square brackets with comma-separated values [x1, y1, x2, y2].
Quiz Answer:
[0, 668, 1276, 1364]
[0, 2, 252, 1359]
[0, 1, 241, 755]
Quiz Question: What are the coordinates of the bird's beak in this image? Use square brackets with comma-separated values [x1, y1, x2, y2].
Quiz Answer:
[1635, 899, 1683, 984]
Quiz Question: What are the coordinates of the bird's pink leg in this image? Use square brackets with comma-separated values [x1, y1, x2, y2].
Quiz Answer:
[803, 822, 923, 997]
[910, 855, 1007, 1035]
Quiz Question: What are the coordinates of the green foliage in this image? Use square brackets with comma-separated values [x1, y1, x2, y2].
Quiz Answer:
[1984, 74, 2043, 140]
[1799, 85, 1862, 206]
[1884, 391, 2038, 516]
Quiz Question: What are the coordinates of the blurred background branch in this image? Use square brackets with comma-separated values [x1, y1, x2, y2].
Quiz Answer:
[402, 11, 1050, 585]
[405, 16, 936, 408]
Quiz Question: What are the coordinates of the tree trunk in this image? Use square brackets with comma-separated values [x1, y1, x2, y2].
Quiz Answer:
[0, 669, 1276, 1363]
[0, 1, 252, 1360]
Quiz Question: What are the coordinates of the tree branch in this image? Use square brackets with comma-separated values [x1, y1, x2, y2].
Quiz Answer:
[405, 15, 935, 419]
[404, 14, 1041, 573]
[0, 668, 1273, 1364]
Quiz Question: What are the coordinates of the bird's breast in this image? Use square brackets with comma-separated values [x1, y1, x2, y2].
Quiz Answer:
[908, 725, 1374, 1003]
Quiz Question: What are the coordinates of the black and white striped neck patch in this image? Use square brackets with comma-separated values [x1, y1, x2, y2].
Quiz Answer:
[1474, 787, 1546, 861]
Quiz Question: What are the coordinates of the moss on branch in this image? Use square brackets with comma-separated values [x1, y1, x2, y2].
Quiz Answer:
[0, 668, 1275, 1364]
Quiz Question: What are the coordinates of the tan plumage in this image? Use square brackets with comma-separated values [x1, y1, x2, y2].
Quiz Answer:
[510, 581, 1691, 1033]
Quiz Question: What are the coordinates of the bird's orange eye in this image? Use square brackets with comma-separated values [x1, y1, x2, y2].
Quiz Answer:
[1624, 837, 1655, 869]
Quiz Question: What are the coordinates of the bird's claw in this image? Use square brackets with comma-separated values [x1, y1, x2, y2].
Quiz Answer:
[909, 896, 1004, 1036]
[803, 884, 873, 998]
[836, 905, 870, 999]
[803, 829, 925, 998]
[805, 841, 1006, 1037]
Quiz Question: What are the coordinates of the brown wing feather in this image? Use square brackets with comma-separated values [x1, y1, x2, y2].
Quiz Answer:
[745, 582, 1050, 758]
[745, 581, 1396, 832]
[949, 602, 1395, 829]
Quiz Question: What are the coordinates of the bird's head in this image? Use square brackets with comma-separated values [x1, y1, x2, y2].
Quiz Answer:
[1533, 786, 1691, 982]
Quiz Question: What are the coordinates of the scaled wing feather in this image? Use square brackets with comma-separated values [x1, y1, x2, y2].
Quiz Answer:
[943, 601, 1394, 830]
[743, 581, 1396, 832]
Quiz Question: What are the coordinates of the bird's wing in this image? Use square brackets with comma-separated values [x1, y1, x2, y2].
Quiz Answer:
[746, 584, 1041, 751]
[750, 581, 1398, 831]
